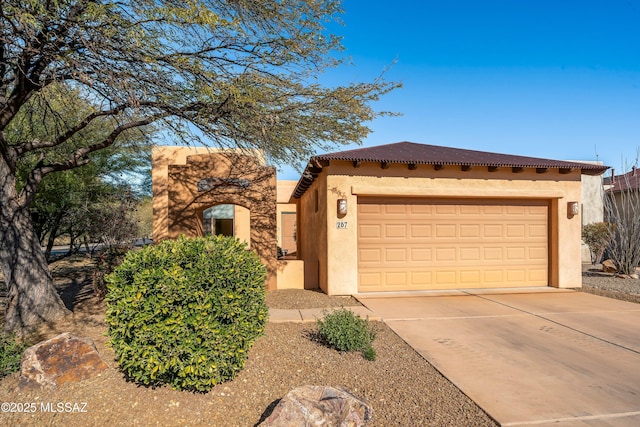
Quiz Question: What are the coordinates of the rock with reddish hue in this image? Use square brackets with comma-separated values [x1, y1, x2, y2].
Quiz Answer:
[19, 333, 108, 389]
[259, 385, 372, 427]
[602, 259, 617, 274]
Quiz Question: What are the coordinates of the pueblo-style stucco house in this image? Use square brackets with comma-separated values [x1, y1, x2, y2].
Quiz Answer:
[152, 142, 608, 295]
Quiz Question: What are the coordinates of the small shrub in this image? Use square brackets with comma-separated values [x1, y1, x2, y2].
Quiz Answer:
[0, 332, 27, 378]
[316, 308, 377, 360]
[582, 222, 616, 264]
[362, 345, 377, 361]
[105, 235, 268, 391]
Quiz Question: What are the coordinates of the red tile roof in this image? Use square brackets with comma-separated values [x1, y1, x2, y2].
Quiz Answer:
[314, 142, 607, 172]
[292, 142, 609, 199]
[604, 167, 640, 192]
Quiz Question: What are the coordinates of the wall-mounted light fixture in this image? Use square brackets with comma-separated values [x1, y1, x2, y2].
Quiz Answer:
[337, 199, 348, 217]
[568, 201, 579, 217]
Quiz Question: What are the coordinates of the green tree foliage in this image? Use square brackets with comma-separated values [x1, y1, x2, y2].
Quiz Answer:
[105, 235, 268, 391]
[0, 0, 396, 333]
[9, 85, 151, 260]
[581, 222, 616, 265]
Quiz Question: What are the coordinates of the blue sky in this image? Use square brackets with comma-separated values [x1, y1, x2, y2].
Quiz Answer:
[277, 0, 640, 179]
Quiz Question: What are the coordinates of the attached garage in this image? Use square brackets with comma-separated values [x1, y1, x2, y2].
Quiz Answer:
[291, 142, 608, 295]
[357, 197, 549, 291]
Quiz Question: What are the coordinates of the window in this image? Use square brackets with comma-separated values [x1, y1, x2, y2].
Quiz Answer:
[203, 204, 234, 237]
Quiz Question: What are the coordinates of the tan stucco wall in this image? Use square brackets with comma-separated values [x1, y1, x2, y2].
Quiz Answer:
[296, 161, 586, 295]
[276, 259, 305, 289]
[152, 146, 278, 289]
[276, 180, 297, 251]
[153, 146, 207, 240]
[296, 174, 329, 291]
[580, 171, 604, 262]
[233, 205, 251, 247]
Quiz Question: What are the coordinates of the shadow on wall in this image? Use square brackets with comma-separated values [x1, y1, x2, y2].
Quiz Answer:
[152, 148, 278, 289]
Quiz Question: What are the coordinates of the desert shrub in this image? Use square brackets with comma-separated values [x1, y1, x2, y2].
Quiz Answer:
[105, 235, 268, 391]
[317, 308, 377, 361]
[582, 222, 616, 264]
[0, 332, 27, 378]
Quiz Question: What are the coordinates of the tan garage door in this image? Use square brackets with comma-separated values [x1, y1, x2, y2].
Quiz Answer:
[358, 197, 549, 292]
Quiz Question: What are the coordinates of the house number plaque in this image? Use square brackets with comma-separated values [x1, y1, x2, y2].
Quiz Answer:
[336, 221, 348, 229]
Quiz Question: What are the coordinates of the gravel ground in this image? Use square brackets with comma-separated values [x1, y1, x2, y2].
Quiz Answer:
[580, 264, 640, 304]
[1, 258, 638, 426]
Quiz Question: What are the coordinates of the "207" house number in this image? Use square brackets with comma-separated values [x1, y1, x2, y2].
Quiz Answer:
[336, 221, 348, 229]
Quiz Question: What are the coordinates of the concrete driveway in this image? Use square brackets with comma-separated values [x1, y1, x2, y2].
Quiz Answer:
[357, 289, 640, 427]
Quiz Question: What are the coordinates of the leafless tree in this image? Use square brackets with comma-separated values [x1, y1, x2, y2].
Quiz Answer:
[603, 158, 640, 275]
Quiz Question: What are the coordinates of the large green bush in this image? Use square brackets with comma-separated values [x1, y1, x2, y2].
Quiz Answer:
[105, 235, 268, 391]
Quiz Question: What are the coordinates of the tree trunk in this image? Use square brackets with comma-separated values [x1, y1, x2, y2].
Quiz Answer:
[0, 161, 69, 335]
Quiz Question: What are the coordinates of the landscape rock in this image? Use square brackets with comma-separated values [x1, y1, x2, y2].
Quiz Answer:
[602, 259, 617, 274]
[19, 332, 108, 389]
[259, 385, 373, 427]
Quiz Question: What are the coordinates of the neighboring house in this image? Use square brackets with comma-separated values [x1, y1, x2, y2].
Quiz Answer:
[579, 162, 606, 263]
[603, 166, 640, 205]
[152, 142, 609, 295]
[290, 142, 608, 295]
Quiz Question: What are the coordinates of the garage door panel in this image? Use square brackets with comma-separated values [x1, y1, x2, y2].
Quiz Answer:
[358, 198, 549, 291]
[385, 248, 408, 263]
[483, 247, 503, 260]
[410, 248, 432, 262]
[435, 205, 456, 215]
[528, 269, 548, 283]
[459, 205, 482, 215]
[411, 224, 431, 238]
[359, 248, 382, 263]
[529, 246, 548, 260]
[411, 271, 432, 286]
[506, 247, 526, 260]
[384, 224, 407, 238]
[460, 270, 481, 285]
[359, 272, 382, 288]
[409, 204, 433, 215]
[460, 224, 481, 238]
[460, 247, 481, 261]
[384, 204, 408, 215]
[483, 224, 503, 238]
[435, 247, 456, 261]
[359, 224, 381, 239]
[529, 224, 547, 238]
[435, 224, 457, 238]
[506, 269, 527, 282]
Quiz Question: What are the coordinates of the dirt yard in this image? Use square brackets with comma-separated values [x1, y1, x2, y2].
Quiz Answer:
[0, 256, 496, 426]
[0, 257, 637, 426]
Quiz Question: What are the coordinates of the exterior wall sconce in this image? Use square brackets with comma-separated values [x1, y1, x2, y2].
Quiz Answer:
[568, 201, 579, 217]
[337, 199, 348, 217]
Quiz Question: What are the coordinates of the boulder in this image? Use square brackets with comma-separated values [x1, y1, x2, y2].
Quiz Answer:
[260, 385, 372, 427]
[19, 333, 108, 389]
[602, 259, 617, 274]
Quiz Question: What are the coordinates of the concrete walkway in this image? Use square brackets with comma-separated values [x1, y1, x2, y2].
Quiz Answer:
[356, 289, 640, 427]
[268, 305, 381, 323]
